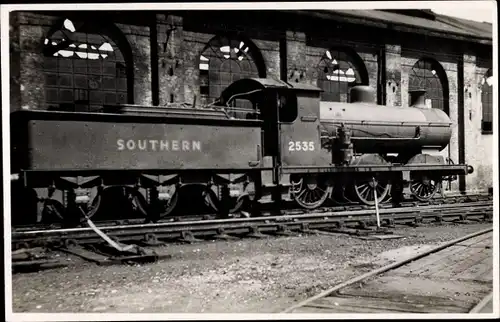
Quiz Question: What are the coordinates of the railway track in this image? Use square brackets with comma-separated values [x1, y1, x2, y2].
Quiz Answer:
[12, 192, 493, 232]
[282, 227, 494, 314]
[12, 199, 493, 246]
[10, 197, 493, 272]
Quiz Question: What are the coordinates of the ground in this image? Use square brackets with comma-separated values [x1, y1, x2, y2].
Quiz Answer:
[11, 222, 491, 313]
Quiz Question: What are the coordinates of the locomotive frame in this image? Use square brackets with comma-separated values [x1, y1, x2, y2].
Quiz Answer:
[10, 78, 474, 226]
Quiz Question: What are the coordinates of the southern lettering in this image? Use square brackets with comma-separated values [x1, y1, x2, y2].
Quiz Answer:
[117, 139, 201, 151]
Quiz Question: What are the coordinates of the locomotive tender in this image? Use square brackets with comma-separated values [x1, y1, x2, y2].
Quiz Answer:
[10, 78, 473, 225]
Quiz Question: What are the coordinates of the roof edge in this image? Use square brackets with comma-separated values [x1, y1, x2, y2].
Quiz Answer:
[293, 10, 492, 45]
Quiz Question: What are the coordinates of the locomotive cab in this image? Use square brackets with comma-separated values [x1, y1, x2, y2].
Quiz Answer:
[220, 78, 325, 168]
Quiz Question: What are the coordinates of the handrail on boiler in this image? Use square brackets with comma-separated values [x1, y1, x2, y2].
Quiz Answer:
[321, 126, 422, 141]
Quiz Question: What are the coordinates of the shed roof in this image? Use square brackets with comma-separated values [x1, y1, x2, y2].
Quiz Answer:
[298, 9, 492, 45]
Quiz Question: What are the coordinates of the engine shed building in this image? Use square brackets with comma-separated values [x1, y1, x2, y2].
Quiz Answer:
[9, 9, 494, 193]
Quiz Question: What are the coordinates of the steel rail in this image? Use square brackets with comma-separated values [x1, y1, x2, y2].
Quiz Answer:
[11, 203, 493, 247]
[11, 193, 492, 232]
[12, 201, 492, 236]
[469, 292, 494, 313]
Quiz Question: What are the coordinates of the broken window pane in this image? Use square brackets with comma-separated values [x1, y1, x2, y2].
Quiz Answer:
[317, 48, 365, 103]
[198, 36, 261, 105]
[409, 58, 448, 114]
[42, 18, 129, 110]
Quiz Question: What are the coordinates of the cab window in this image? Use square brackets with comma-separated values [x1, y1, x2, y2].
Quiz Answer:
[278, 91, 298, 123]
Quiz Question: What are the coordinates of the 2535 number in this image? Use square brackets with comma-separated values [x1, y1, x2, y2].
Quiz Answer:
[288, 141, 315, 151]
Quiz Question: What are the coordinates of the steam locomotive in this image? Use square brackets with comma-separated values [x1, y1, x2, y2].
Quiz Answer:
[10, 78, 473, 226]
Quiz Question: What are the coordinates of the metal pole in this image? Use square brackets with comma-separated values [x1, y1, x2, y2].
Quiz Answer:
[373, 177, 380, 229]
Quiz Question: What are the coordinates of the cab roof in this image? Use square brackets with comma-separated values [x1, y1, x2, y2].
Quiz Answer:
[220, 78, 321, 103]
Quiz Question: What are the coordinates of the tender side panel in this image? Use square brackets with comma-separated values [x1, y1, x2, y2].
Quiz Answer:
[26, 120, 262, 170]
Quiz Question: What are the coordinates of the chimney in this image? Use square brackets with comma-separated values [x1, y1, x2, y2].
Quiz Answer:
[350, 85, 375, 103]
[409, 89, 427, 108]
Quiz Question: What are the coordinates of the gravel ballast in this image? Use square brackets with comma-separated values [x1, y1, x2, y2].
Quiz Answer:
[11, 222, 492, 313]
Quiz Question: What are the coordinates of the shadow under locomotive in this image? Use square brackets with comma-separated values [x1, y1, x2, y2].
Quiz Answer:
[10, 78, 473, 227]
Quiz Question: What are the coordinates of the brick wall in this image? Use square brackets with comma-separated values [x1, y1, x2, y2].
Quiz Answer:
[156, 14, 184, 105]
[385, 44, 402, 107]
[9, 12, 21, 113]
[463, 53, 493, 192]
[16, 12, 59, 110]
[106, 22, 151, 106]
[286, 31, 307, 83]
[253, 38, 280, 80]
[182, 30, 214, 105]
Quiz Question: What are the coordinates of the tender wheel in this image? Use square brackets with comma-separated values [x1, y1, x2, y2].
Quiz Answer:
[410, 174, 441, 201]
[353, 177, 391, 206]
[291, 175, 332, 210]
[82, 189, 102, 220]
[149, 185, 179, 219]
[204, 182, 249, 214]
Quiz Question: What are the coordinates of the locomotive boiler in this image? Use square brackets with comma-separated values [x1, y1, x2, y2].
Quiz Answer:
[10, 78, 474, 227]
[319, 87, 452, 155]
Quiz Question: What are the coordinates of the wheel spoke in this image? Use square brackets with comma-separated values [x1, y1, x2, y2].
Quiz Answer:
[309, 190, 316, 201]
[419, 184, 427, 197]
[359, 185, 370, 198]
[376, 184, 386, 196]
[410, 175, 440, 201]
[308, 190, 315, 203]
[293, 177, 331, 209]
[367, 188, 374, 201]
[303, 190, 310, 203]
[416, 183, 424, 196]
[303, 191, 310, 203]
[354, 179, 391, 206]
[316, 187, 327, 195]
[297, 188, 307, 200]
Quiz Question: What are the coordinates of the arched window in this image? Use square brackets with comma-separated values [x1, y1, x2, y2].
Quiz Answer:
[43, 18, 132, 112]
[198, 35, 265, 105]
[481, 68, 493, 134]
[316, 48, 368, 102]
[408, 58, 449, 114]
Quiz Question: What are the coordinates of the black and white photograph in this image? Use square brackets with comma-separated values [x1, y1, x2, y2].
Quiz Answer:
[2, 1, 498, 320]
